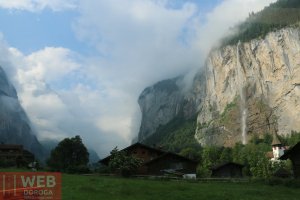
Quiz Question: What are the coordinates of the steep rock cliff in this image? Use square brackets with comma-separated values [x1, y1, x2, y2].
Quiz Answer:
[0, 66, 45, 159]
[138, 77, 199, 141]
[195, 27, 300, 146]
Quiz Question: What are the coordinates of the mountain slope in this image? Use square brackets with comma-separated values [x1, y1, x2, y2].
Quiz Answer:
[0, 66, 45, 160]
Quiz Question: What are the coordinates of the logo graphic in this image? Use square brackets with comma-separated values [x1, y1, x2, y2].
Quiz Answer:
[0, 172, 61, 200]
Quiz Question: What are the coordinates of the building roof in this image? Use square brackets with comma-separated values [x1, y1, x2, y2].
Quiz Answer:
[211, 162, 244, 171]
[280, 142, 300, 160]
[99, 142, 165, 164]
[272, 133, 282, 146]
[144, 152, 198, 166]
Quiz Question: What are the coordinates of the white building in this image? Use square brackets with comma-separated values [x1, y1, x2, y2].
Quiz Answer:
[271, 133, 285, 161]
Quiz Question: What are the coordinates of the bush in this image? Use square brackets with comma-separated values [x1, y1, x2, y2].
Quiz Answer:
[66, 165, 91, 174]
[196, 166, 211, 178]
[95, 165, 110, 174]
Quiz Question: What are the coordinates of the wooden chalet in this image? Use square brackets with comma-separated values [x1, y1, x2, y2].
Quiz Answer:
[99, 143, 198, 176]
[280, 142, 300, 178]
[0, 144, 23, 158]
[0, 144, 35, 167]
[211, 162, 244, 178]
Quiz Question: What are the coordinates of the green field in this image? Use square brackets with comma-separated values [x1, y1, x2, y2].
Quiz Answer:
[63, 175, 300, 200]
[1, 169, 300, 200]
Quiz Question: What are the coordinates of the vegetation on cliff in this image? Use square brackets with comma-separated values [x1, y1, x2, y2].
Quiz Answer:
[222, 0, 300, 46]
[142, 116, 200, 155]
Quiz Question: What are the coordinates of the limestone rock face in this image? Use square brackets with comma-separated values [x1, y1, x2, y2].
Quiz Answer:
[0, 66, 45, 159]
[196, 27, 300, 146]
[138, 77, 198, 141]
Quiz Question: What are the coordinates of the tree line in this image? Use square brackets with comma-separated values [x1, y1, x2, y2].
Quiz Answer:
[222, 0, 300, 46]
[179, 132, 300, 178]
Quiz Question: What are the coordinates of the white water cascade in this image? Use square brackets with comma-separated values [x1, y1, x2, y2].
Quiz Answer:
[236, 41, 248, 145]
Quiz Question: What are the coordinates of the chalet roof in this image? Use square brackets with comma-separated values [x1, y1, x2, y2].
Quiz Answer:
[272, 133, 282, 146]
[144, 152, 198, 166]
[99, 142, 165, 164]
[121, 142, 165, 154]
[280, 142, 300, 160]
[211, 162, 244, 170]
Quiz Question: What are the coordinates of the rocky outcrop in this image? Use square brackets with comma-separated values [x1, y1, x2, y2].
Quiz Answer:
[138, 77, 198, 141]
[196, 27, 300, 146]
[0, 66, 45, 159]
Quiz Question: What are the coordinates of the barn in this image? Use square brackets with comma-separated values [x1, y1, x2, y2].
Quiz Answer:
[280, 142, 300, 178]
[211, 162, 244, 178]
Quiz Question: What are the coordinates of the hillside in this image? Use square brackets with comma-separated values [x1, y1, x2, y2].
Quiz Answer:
[0, 66, 45, 160]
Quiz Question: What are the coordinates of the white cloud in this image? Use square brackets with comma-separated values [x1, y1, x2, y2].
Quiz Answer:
[25, 47, 81, 83]
[74, 0, 202, 94]
[0, 0, 77, 12]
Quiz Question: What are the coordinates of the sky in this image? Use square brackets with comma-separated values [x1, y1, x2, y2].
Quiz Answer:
[0, 0, 277, 157]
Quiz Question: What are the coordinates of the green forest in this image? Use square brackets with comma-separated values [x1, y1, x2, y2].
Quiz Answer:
[142, 114, 300, 179]
[222, 0, 300, 46]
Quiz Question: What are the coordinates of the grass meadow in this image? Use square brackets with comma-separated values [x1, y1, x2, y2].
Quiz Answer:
[62, 174, 300, 200]
[1, 169, 300, 200]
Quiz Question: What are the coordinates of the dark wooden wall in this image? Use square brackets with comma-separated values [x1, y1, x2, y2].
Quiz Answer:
[146, 155, 197, 175]
[212, 164, 243, 178]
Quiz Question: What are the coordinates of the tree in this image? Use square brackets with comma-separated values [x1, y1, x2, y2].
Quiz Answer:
[179, 147, 201, 161]
[219, 147, 232, 164]
[47, 135, 89, 173]
[197, 146, 223, 178]
[108, 147, 142, 177]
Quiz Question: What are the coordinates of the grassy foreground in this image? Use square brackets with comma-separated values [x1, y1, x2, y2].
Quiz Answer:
[62, 175, 300, 200]
[1, 169, 299, 200]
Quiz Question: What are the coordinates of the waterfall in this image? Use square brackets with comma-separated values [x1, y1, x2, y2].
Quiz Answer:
[236, 41, 248, 145]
